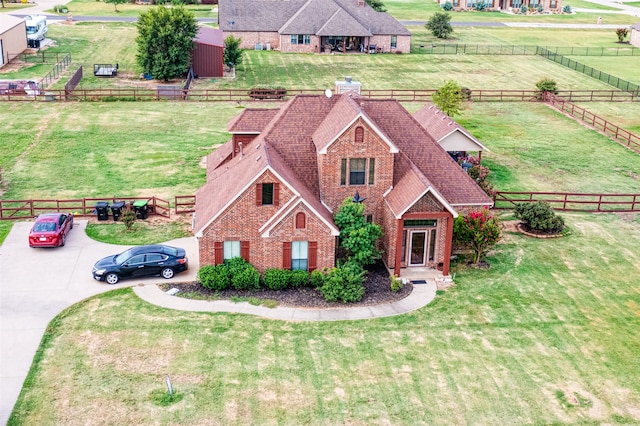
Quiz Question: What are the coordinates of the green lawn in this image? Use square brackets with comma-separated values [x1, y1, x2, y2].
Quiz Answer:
[566, 54, 640, 83]
[571, 102, 640, 134]
[44, 0, 217, 18]
[10, 212, 640, 424]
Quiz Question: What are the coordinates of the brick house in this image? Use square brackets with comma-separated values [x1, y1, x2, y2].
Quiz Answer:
[194, 93, 492, 277]
[631, 23, 640, 49]
[438, 0, 562, 12]
[218, 0, 411, 54]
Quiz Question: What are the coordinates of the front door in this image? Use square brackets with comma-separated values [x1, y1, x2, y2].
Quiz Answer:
[409, 231, 427, 266]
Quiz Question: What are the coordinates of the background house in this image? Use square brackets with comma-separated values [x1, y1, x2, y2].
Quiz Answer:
[0, 15, 27, 69]
[192, 26, 224, 78]
[439, 0, 562, 12]
[631, 23, 640, 48]
[218, 0, 411, 53]
[194, 93, 492, 277]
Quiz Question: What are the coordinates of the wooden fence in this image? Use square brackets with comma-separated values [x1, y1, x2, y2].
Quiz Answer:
[546, 95, 640, 153]
[493, 192, 640, 212]
[2, 88, 639, 103]
[175, 195, 196, 214]
[0, 196, 171, 221]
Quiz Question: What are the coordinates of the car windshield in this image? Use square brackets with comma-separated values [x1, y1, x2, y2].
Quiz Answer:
[115, 248, 135, 265]
[33, 222, 56, 232]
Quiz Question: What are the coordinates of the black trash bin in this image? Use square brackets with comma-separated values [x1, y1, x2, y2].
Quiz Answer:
[133, 199, 149, 219]
[95, 201, 110, 221]
[111, 201, 126, 221]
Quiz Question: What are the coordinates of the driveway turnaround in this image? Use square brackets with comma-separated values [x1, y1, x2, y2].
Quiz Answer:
[0, 221, 437, 424]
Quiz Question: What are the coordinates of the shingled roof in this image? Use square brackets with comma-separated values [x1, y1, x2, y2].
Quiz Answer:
[413, 104, 489, 152]
[218, 0, 410, 36]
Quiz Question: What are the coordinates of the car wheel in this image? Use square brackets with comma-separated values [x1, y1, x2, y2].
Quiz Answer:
[60, 234, 66, 247]
[105, 273, 119, 285]
[161, 268, 175, 279]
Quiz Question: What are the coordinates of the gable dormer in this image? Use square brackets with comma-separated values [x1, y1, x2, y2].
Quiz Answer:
[227, 108, 280, 157]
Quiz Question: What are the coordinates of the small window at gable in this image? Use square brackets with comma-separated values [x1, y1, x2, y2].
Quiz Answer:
[355, 126, 364, 143]
[296, 212, 306, 229]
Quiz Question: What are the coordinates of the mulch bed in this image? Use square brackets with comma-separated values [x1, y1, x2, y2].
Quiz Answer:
[160, 262, 413, 309]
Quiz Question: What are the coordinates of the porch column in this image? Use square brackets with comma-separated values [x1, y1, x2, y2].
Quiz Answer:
[394, 218, 404, 277]
[442, 213, 454, 276]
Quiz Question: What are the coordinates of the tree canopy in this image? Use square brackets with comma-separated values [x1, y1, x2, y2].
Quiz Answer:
[453, 208, 501, 265]
[425, 11, 453, 39]
[223, 35, 244, 67]
[366, 0, 387, 12]
[104, 0, 127, 12]
[432, 80, 466, 117]
[334, 198, 382, 266]
[135, 6, 198, 81]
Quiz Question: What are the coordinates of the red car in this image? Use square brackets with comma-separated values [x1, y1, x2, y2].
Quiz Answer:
[28, 213, 74, 248]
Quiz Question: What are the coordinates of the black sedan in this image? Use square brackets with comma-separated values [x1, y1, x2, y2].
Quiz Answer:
[92, 245, 188, 285]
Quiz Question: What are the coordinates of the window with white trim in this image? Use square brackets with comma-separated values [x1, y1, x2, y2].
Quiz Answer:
[291, 241, 308, 271]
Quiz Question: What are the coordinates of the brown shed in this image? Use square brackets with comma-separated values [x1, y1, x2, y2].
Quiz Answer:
[192, 26, 224, 78]
[0, 15, 28, 68]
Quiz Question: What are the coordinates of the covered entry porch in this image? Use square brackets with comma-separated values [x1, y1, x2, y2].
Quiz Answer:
[393, 211, 454, 276]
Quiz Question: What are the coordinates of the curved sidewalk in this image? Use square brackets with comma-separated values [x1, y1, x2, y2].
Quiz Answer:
[133, 281, 437, 322]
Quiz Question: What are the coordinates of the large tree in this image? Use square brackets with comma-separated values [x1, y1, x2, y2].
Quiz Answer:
[425, 11, 453, 39]
[366, 0, 387, 12]
[136, 6, 198, 81]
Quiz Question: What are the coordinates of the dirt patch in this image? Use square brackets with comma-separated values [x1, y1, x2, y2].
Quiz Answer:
[161, 261, 413, 309]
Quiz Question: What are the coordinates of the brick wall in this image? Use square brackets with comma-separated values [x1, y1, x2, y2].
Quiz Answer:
[198, 170, 335, 273]
[279, 35, 322, 53]
[224, 31, 280, 50]
[318, 118, 395, 222]
[368, 35, 411, 54]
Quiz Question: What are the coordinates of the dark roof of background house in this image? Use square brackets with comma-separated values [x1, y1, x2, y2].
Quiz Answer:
[218, 0, 410, 36]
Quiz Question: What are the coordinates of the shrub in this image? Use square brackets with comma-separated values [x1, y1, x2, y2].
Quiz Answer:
[263, 268, 291, 290]
[120, 206, 136, 231]
[562, 4, 571, 12]
[476, 1, 486, 11]
[514, 201, 565, 234]
[535, 77, 558, 100]
[320, 261, 366, 303]
[468, 163, 496, 198]
[537, 4, 544, 12]
[442, 1, 453, 10]
[225, 257, 250, 277]
[334, 198, 382, 267]
[198, 264, 231, 291]
[290, 270, 310, 288]
[231, 264, 261, 290]
[390, 275, 403, 292]
[310, 268, 327, 288]
[520, 4, 528, 13]
[615, 27, 629, 43]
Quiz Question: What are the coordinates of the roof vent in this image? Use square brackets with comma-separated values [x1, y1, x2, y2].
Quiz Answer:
[345, 76, 352, 83]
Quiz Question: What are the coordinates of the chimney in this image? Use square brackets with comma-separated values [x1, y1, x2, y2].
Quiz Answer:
[358, 0, 365, 6]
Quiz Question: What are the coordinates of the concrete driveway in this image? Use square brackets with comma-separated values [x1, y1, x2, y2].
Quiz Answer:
[0, 220, 198, 425]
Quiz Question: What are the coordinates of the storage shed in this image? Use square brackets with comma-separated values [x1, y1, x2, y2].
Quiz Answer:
[631, 22, 640, 49]
[0, 15, 28, 68]
[192, 26, 224, 78]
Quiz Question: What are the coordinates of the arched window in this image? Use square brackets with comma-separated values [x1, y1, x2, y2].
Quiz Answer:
[296, 212, 306, 229]
[355, 126, 364, 143]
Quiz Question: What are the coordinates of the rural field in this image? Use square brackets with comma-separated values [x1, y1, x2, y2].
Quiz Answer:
[2, 6, 640, 425]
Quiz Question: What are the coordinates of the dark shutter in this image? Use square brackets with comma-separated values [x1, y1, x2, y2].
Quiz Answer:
[308, 241, 318, 272]
[214, 241, 223, 265]
[256, 183, 262, 206]
[241, 241, 250, 262]
[283, 242, 292, 269]
[274, 183, 280, 207]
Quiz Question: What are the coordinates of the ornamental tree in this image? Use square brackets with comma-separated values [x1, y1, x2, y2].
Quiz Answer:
[432, 80, 466, 117]
[334, 198, 382, 266]
[425, 11, 453, 39]
[454, 208, 501, 265]
[223, 35, 244, 67]
[105, 0, 127, 12]
[136, 6, 198, 81]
